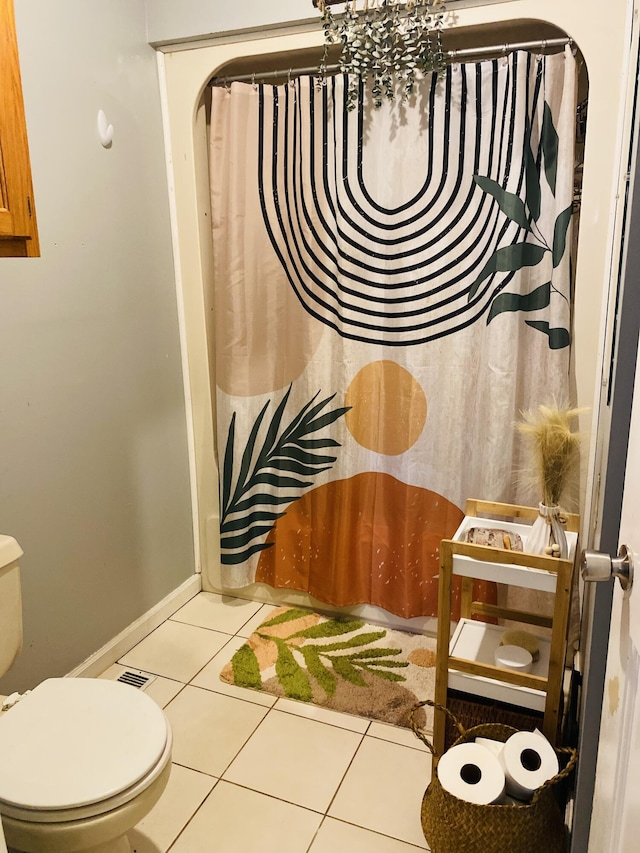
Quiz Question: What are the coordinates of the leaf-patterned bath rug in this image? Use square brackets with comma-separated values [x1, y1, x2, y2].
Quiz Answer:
[220, 607, 437, 729]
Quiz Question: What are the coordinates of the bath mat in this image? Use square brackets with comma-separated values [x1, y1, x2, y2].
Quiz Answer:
[220, 607, 437, 729]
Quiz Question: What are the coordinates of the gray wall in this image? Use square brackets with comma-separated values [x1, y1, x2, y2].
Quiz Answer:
[0, 0, 194, 693]
[142, 0, 510, 45]
[144, 0, 316, 44]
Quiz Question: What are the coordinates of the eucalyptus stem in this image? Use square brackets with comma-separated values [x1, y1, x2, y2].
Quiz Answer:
[320, 0, 448, 111]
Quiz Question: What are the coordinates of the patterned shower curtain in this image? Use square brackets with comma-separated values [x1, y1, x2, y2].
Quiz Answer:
[209, 48, 577, 619]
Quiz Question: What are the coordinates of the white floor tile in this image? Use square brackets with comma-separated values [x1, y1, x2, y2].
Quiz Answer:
[164, 685, 268, 777]
[169, 781, 322, 853]
[274, 696, 370, 733]
[310, 818, 427, 852]
[143, 677, 185, 710]
[128, 764, 215, 853]
[367, 720, 432, 753]
[329, 736, 431, 848]
[170, 591, 263, 635]
[223, 709, 363, 812]
[99, 664, 184, 709]
[91, 595, 439, 852]
[235, 603, 279, 638]
[191, 635, 277, 707]
[118, 621, 230, 683]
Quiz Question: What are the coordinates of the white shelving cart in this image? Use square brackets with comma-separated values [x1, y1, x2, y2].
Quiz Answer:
[433, 499, 580, 757]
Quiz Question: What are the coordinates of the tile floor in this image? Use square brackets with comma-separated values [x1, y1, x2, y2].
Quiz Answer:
[100, 591, 433, 853]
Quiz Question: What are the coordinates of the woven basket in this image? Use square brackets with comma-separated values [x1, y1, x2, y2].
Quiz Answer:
[409, 700, 578, 853]
[444, 690, 544, 751]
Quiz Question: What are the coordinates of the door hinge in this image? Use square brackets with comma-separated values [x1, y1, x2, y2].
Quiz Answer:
[27, 196, 32, 217]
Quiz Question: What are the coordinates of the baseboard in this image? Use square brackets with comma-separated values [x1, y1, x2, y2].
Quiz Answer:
[66, 574, 202, 679]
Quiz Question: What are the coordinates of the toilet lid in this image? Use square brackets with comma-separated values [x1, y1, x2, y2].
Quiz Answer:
[0, 678, 169, 811]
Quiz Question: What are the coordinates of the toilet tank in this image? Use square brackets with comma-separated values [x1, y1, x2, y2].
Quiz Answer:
[0, 535, 24, 679]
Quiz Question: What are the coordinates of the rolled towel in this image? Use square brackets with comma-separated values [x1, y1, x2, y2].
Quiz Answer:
[465, 527, 523, 551]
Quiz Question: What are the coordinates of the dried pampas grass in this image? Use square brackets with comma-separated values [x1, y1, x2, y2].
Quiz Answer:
[517, 403, 585, 508]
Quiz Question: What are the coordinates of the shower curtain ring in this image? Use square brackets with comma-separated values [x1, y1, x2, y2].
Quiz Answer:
[251, 72, 257, 91]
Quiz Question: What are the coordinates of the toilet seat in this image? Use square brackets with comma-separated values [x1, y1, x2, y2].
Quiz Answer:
[0, 678, 171, 823]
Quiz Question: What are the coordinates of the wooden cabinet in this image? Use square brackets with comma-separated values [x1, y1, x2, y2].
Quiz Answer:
[0, 0, 39, 257]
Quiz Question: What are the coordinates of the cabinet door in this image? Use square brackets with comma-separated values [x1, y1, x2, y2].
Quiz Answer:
[0, 135, 17, 238]
[0, 0, 39, 257]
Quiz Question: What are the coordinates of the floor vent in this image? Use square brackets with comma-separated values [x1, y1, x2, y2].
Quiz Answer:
[116, 670, 156, 690]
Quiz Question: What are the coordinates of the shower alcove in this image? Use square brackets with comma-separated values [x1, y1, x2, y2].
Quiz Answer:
[157, 6, 625, 636]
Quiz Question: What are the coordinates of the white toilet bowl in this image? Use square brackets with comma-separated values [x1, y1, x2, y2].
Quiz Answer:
[0, 678, 172, 853]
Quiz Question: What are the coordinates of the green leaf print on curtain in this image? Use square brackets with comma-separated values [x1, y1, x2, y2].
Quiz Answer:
[469, 101, 574, 347]
[219, 385, 350, 565]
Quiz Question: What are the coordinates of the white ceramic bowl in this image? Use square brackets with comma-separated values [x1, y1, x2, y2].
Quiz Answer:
[494, 644, 533, 673]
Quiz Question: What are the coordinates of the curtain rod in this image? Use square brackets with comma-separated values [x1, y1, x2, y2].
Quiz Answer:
[210, 37, 571, 86]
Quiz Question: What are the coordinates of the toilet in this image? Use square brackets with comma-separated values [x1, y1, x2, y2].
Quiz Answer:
[0, 535, 172, 853]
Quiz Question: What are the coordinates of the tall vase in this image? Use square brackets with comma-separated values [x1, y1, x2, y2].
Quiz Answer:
[526, 503, 568, 559]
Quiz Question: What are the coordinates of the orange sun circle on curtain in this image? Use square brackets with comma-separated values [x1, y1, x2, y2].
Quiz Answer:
[344, 360, 427, 455]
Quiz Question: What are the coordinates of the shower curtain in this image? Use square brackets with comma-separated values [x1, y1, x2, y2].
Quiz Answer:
[209, 48, 577, 619]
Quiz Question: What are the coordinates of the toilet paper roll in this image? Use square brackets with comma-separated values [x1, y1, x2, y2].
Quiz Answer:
[475, 736, 505, 759]
[499, 730, 559, 801]
[437, 742, 506, 805]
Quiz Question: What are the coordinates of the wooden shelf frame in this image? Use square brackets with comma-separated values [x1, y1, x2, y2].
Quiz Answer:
[433, 500, 579, 756]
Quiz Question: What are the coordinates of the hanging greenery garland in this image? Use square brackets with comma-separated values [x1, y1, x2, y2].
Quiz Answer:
[318, 0, 448, 110]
